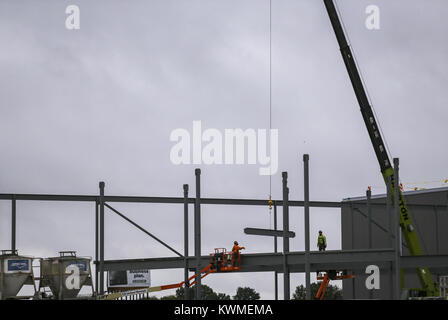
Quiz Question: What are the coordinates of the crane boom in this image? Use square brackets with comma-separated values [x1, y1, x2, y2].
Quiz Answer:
[323, 0, 436, 296]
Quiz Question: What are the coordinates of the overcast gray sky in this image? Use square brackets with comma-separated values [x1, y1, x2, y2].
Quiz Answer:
[0, 0, 447, 299]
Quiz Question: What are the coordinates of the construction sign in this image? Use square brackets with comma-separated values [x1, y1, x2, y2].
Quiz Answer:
[108, 270, 151, 289]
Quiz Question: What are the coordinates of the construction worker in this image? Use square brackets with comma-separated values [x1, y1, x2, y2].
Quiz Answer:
[317, 230, 327, 251]
[232, 241, 245, 267]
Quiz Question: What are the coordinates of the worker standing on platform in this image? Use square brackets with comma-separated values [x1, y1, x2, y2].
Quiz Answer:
[232, 241, 245, 267]
[317, 231, 327, 251]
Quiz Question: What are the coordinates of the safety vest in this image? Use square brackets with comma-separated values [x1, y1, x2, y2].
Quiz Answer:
[317, 235, 326, 246]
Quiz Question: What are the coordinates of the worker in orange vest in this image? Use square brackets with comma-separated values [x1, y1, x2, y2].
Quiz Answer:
[232, 241, 245, 267]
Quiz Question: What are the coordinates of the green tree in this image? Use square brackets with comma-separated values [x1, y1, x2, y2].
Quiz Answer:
[233, 287, 260, 300]
[217, 293, 231, 300]
[174, 285, 230, 300]
[292, 282, 343, 300]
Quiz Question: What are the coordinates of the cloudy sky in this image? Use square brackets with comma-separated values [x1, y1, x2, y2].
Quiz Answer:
[0, 0, 447, 299]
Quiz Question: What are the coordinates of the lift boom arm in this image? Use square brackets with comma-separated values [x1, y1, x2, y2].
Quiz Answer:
[323, 0, 436, 295]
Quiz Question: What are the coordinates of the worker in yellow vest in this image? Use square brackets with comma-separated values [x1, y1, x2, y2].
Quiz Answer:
[317, 230, 327, 251]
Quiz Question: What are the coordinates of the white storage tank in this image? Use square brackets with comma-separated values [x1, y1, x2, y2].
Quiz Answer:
[39, 251, 93, 299]
[0, 250, 36, 299]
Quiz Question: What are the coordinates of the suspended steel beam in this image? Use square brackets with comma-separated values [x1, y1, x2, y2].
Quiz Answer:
[244, 227, 295, 238]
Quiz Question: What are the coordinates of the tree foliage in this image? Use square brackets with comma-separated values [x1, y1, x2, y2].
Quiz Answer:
[174, 285, 230, 300]
[233, 286, 260, 300]
[160, 285, 261, 300]
[292, 282, 343, 300]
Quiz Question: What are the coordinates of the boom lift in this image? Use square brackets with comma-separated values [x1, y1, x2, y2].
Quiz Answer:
[323, 0, 437, 296]
[315, 270, 354, 300]
[102, 248, 242, 300]
[209, 248, 243, 272]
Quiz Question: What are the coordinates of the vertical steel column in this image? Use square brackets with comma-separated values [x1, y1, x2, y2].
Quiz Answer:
[58, 258, 63, 300]
[366, 188, 373, 299]
[303, 154, 311, 300]
[282, 171, 290, 300]
[389, 262, 394, 300]
[386, 176, 393, 247]
[393, 158, 401, 300]
[183, 184, 190, 300]
[194, 169, 201, 300]
[95, 200, 99, 294]
[349, 204, 354, 249]
[386, 175, 393, 299]
[273, 203, 278, 301]
[99, 181, 105, 295]
[434, 206, 440, 293]
[11, 196, 16, 251]
[434, 206, 439, 254]
[349, 203, 355, 298]
[367, 188, 372, 249]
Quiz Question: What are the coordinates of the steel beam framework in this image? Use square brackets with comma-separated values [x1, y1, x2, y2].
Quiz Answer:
[97, 249, 448, 273]
[2, 156, 448, 300]
[1, 193, 443, 210]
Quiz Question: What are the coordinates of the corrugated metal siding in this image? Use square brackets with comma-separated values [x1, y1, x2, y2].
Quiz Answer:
[341, 188, 448, 299]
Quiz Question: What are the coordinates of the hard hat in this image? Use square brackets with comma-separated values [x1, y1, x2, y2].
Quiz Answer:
[234, 241, 238, 245]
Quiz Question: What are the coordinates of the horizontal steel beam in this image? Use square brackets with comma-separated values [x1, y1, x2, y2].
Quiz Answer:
[343, 200, 448, 210]
[201, 199, 341, 208]
[244, 227, 295, 238]
[399, 255, 448, 269]
[0, 193, 341, 208]
[0, 193, 444, 210]
[97, 249, 448, 274]
[0, 194, 98, 202]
